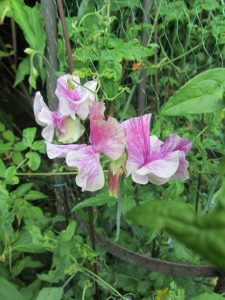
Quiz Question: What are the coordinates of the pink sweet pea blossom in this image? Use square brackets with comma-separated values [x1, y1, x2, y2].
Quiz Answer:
[122, 114, 192, 185]
[33, 92, 84, 143]
[55, 74, 97, 121]
[45, 102, 126, 192]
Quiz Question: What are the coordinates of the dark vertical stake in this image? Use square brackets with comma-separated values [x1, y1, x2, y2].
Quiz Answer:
[41, 0, 67, 220]
[11, 19, 17, 66]
[57, 0, 74, 73]
[41, 0, 58, 110]
[56, 2, 99, 298]
[137, 0, 151, 116]
[154, 0, 160, 114]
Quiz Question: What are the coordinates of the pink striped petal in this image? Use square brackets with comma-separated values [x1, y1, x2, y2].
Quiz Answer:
[161, 134, 192, 154]
[81, 80, 97, 103]
[137, 151, 180, 185]
[55, 74, 81, 104]
[171, 152, 190, 181]
[90, 116, 125, 160]
[122, 114, 151, 174]
[89, 102, 106, 119]
[45, 142, 86, 159]
[66, 146, 104, 192]
[33, 92, 52, 127]
[33, 92, 56, 142]
[76, 81, 98, 120]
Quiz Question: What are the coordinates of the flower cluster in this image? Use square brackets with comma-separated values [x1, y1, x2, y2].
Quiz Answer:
[33, 74, 192, 193]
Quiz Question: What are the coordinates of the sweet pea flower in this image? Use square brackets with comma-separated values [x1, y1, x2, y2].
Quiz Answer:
[33, 92, 84, 143]
[122, 114, 192, 185]
[45, 102, 126, 192]
[55, 74, 97, 120]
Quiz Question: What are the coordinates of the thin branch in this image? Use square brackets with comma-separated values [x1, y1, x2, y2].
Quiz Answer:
[57, 0, 74, 73]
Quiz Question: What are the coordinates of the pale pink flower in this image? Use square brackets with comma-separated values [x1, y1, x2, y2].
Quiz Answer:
[122, 115, 192, 185]
[33, 92, 84, 143]
[55, 74, 97, 121]
[45, 102, 126, 192]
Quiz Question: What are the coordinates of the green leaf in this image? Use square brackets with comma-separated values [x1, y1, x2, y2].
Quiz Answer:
[127, 181, 225, 270]
[60, 220, 76, 242]
[2, 130, 14, 143]
[0, 159, 6, 177]
[191, 293, 225, 300]
[0, 122, 5, 132]
[23, 127, 37, 147]
[11, 256, 43, 277]
[26, 151, 41, 171]
[24, 190, 47, 201]
[11, 152, 24, 165]
[0, 143, 12, 154]
[9, 1, 45, 53]
[14, 141, 28, 152]
[36, 287, 63, 300]
[72, 194, 116, 211]
[31, 141, 46, 153]
[14, 57, 30, 86]
[161, 68, 225, 115]
[4, 166, 19, 185]
[0, 276, 24, 300]
[12, 183, 33, 197]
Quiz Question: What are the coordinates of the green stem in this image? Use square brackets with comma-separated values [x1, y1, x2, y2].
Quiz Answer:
[16, 172, 78, 176]
[82, 267, 124, 299]
[16, 158, 28, 170]
[120, 85, 137, 122]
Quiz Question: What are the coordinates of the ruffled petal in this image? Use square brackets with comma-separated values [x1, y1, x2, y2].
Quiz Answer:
[131, 172, 149, 185]
[58, 99, 79, 120]
[76, 82, 98, 120]
[90, 116, 125, 160]
[161, 134, 192, 154]
[66, 145, 104, 192]
[171, 152, 190, 181]
[137, 151, 180, 185]
[122, 114, 151, 174]
[42, 126, 55, 143]
[57, 117, 84, 143]
[55, 74, 81, 104]
[45, 142, 86, 159]
[89, 101, 105, 118]
[33, 92, 53, 127]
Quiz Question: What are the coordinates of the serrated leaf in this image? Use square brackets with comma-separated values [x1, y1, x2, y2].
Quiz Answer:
[161, 68, 225, 115]
[72, 194, 116, 211]
[26, 151, 41, 171]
